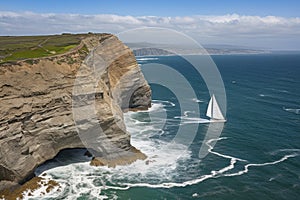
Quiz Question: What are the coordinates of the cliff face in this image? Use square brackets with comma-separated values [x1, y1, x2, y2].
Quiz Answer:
[0, 35, 151, 191]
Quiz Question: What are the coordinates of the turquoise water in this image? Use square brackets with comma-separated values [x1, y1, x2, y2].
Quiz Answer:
[34, 54, 300, 200]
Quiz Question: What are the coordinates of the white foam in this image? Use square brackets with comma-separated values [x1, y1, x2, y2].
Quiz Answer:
[175, 110, 210, 124]
[107, 138, 299, 189]
[223, 153, 298, 177]
[33, 163, 117, 200]
[126, 101, 173, 116]
[22, 176, 61, 200]
[278, 149, 300, 152]
[152, 99, 176, 107]
[33, 141, 299, 198]
[192, 98, 204, 103]
[31, 101, 300, 199]
[270, 148, 300, 155]
[136, 57, 159, 61]
[180, 118, 210, 124]
[32, 102, 193, 198]
[283, 107, 300, 114]
[192, 193, 199, 197]
[259, 93, 274, 98]
[267, 88, 289, 93]
[268, 174, 282, 182]
[174, 111, 193, 119]
[206, 138, 247, 162]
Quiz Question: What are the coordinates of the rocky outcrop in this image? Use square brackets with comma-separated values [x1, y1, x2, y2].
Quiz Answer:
[0, 34, 151, 191]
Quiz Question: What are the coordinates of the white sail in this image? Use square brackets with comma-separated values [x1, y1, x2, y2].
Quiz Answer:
[206, 96, 213, 118]
[206, 94, 225, 120]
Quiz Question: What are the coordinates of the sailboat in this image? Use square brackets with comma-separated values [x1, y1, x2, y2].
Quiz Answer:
[206, 94, 226, 122]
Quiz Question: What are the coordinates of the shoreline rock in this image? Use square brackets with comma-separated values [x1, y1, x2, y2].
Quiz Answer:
[0, 177, 59, 200]
[90, 146, 147, 168]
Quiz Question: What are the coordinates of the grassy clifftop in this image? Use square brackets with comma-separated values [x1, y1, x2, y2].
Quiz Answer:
[0, 33, 107, 64]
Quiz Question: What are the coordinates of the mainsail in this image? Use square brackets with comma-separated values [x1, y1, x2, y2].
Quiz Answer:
[206, 94, 225, 120]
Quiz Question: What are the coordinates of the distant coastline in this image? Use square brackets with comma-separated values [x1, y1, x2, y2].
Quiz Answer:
[129, 46, 271, 57]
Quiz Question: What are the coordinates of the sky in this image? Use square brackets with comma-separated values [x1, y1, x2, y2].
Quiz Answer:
[1, 0, 300, 50]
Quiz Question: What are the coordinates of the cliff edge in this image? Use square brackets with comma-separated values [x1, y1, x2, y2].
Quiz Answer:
[0, 34, 151, 192]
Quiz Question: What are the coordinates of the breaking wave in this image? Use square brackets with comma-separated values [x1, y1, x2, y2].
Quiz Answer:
[136, 57, 159, 61]
[30, 101, 299, 199]
[283, 107, 300, 114]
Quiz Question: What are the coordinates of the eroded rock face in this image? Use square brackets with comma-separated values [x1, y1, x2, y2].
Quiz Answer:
[0, 34, 151, 190]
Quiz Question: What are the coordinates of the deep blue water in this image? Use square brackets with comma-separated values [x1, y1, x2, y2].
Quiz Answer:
[35, 54, 300, 200]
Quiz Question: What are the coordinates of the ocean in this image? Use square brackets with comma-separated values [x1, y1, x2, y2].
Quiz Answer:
[32, 54, 300, 200]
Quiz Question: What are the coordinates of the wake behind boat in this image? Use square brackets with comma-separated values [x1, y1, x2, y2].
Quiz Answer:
[176, 94, 226, 124]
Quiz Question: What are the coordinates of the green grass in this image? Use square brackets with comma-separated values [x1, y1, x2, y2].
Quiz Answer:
[3, 48, 49, 61]
[0, 34, 93, 63]
[45, 44, 78, 54]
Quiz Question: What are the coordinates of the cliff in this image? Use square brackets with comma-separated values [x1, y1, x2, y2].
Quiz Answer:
[0, 34, 151, 192]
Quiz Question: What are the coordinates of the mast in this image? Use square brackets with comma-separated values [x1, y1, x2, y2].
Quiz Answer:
[211, 94, 215, 119]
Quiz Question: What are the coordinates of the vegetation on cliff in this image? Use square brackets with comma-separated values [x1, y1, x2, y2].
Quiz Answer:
[0, 33, 110, 63]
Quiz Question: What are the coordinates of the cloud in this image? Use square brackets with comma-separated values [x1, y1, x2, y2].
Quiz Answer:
[0, 11, 300, 49]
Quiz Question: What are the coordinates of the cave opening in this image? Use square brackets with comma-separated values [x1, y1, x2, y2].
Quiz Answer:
[34, 148, 92, 177]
